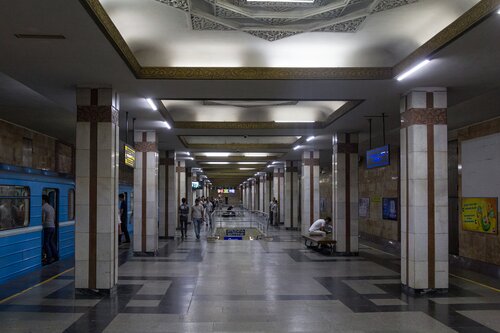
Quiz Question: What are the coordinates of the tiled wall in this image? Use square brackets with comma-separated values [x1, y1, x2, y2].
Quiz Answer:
[358, 144, 400, 242]
[0, 119, 73, 173]
[458, 118, 500, 266]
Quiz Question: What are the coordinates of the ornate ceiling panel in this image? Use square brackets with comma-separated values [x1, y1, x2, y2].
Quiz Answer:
[156, 0, 419, 41]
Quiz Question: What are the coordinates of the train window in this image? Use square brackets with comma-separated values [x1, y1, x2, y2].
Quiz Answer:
[68, 189, 75, 220]
[0, 185, 30, 231]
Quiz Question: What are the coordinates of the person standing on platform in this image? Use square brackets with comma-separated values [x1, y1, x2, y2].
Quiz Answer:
[206, 198, 214, 228]
[191, 198, 204, 240]
[42, 195, 57, 264]
[179, 197, 189, 239]
[119, 194, 130, 244]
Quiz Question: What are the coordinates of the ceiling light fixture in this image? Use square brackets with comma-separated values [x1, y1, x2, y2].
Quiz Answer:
[244, 153, 268, 157]
[204, 162, 230, 165]
[204, 152, 230, 157]
[396, 59, 430, 81]
[239, 168, 255, 170]
[267, 165, 272, 168]
[146, 98, 157, 111]
[293, 145, 301, 150]
[164, 121, 171, 130]
[275, 120, 315, 123]
[306, 136, 315, 142]
[237, 162, 267, 165]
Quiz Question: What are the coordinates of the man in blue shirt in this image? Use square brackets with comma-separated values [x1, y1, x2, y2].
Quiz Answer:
[119, 194, 130, 244]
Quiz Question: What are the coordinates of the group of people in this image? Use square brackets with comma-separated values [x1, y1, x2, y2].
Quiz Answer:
[179, 196, 218, 240]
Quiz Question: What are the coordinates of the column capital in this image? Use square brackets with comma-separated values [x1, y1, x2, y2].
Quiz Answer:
[135, 131, 158, 152]
[401, 87, 447, 113]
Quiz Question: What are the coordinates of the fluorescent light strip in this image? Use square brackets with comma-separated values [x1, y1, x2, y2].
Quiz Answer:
[202, 162, 230, 165]
[275, 120, 315, 123]
[244, 153, 268, 157]
[203, 152, 230, 157]
[146, 98, 157, 111]
[293, 145, 301, 150]
[237, 162, 267, 165]
[239, 168, 255, 170]
[306, 136, 315, 142]
[164, 121, 171, 130]
[396, 59, 430, 81]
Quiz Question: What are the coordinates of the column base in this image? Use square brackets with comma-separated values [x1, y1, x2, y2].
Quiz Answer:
[159, 236, 175, 240]
[133, 250, 158, 257]
[285, 227, 300, 231]
[402, 284, 448, 296]
[76, 286, 117, 297]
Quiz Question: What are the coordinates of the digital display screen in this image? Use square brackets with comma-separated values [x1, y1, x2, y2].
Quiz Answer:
[366, 145, 390, 169]
[192, 181, 202, 190]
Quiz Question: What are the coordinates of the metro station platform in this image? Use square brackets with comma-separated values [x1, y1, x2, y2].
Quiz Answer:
[1, 228, 500, 333]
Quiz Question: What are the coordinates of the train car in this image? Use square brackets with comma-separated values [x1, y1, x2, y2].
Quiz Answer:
[0, 165, 75, 284]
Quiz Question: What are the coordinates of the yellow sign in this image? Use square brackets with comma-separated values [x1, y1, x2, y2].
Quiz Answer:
[124, 145, 136, 168]
[372, 196, 382, 203]
[461, 197, 498, 234]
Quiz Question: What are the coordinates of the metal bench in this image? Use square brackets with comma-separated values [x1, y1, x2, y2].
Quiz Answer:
[302, 235, 337, 255]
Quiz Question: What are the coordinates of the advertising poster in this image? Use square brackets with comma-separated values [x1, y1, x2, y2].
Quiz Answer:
[461, 197, 498, 234]
[382, 198, 398, 221]
[359, 198, 370, 218]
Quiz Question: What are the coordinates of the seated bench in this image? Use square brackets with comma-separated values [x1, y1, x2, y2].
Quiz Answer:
[302, 235, 337, 255]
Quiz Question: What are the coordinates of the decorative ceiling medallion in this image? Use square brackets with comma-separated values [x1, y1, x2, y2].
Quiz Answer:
[313, 16, 366, 32]
[245, 30, 300, 41]
[372, 0, 418, 13]
[191, 15, 236, 30]
[154, 0, 189, 12]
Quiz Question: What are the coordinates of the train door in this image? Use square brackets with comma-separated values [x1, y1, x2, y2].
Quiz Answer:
[42, 188, 59, 263]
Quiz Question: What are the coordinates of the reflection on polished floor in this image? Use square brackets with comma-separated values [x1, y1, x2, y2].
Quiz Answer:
[1, 227, 500, 333]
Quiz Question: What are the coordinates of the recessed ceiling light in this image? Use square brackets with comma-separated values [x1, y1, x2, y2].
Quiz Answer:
[146, 98, 157, 111]
[244, 153, 268, 157]
[204, 152, 230, 157]
[306, 136, 315, 142]
[396, 59, 430, 81]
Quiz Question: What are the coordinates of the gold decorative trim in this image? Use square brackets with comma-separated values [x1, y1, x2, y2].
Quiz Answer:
[393, 0, 500, 76]
[79, 0, 499, 80]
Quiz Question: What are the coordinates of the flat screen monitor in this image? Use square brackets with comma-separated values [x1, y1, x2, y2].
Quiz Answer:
[229, 188, 236, 194]
[366, 145, 390, 169]
[192, 181, 202, 190]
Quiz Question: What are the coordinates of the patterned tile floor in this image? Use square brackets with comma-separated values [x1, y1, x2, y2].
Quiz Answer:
[1, 225, 500, 332]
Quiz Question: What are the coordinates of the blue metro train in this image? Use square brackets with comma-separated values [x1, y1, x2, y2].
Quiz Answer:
[0, 165, 133, 284]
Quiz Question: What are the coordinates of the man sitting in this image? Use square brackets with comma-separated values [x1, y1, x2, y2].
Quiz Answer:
[308, 217, 332, 237]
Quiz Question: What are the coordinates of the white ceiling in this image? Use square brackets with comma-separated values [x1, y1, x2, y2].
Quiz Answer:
[101, 0, 479, 67]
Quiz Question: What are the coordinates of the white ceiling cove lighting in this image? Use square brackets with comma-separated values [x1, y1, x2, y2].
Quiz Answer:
[164, 121, 171, 130]
[396, 59, 431, 81]
[244, 153, 268, 157]
[204, 152, 230, 157]
[275, 120, 315, 123]
[146, 98, 157, 111]
[306, 136, 315, 142]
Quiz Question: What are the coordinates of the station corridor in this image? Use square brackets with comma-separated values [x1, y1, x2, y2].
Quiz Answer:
[1, 227, 500, 333]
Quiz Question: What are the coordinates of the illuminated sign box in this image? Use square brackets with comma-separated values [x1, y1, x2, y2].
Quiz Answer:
[124, 145, 136, 168]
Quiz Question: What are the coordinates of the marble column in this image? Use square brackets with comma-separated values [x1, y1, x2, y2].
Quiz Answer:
[264, 173, 271, 214]
[191, 170, 198, 205]
[332, 134, 359, 253]
[244, 182, 250, 209]
[187, 169, 193, 219]
[176, 159, 186, 231]
[301, 151, 320, 234]
[285, 161, 300, 230]
[259, 173, 266, 212]
[252, 178, 258, 211]
[133, 131, 159, 254]
[401, 87, 448, 291]
[75, 88, 119, 291]
[273, 167, 285, 224]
